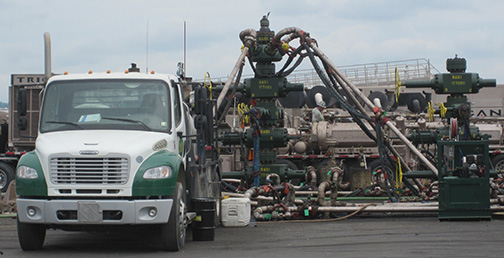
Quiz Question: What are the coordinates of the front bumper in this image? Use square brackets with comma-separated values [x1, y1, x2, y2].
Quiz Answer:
[17, 198, 173, 225]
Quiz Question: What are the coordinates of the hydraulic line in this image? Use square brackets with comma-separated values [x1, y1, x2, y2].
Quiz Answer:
[301, 41, 421, 199]
[276, 45, 305, 77]
[321, 59, 369, 117]
[268, 28, 426, 199]
[303, 42, 377, 142]
[307, 41, 439, 176]
[375, 122, 399, 201]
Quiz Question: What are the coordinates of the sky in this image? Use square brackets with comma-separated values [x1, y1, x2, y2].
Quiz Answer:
[1, 0, 503, 103]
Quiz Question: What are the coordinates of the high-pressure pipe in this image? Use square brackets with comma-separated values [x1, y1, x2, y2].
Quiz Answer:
[317, 168, 350, 206]
[44, 32, 52, 82]
[216, 29, 256, 109]
[307, 41, 439, 176]
[272, 27, 303, 45]
[266, 173, 281, 186]
[306, 166, 317, 189]
[317, 181, 332, 206]
[247, 201, 504, 217]
[225, 192, 305, 205]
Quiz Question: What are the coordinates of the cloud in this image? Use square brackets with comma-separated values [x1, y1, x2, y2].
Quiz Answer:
[1, 0, 503, 104]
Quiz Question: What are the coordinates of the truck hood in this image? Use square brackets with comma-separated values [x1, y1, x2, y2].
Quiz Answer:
[35, 130, 176, 160]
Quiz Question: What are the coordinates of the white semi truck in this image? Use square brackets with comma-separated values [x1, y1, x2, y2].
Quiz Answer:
[15, 33, 220, 251]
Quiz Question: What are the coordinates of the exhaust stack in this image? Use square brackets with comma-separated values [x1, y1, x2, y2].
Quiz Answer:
[44, 32, 51, 82]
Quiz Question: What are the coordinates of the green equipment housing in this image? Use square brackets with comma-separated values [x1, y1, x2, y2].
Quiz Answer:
[404, 56, 496, 220]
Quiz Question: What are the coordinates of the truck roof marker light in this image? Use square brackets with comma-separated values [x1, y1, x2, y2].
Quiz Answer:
[64, 72, 68, 75]
[88, 70, 93, 74]
[107, 70, 111, 74]
[151, 71, 155, 74]
[125, 70, 129, 74]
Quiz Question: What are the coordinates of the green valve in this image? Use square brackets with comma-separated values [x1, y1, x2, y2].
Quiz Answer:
[304, 209, 309, 216]
[265, 214, 272, 220]
[327, 170, 332, 176]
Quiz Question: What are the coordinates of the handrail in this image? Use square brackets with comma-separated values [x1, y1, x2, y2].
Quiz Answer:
[197, 58, 440, 88]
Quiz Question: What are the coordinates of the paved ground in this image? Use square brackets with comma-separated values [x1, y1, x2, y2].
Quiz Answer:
[1, 213, 504, 258]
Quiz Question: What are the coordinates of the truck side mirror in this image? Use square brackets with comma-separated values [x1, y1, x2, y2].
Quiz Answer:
[17, 88, 28, 131]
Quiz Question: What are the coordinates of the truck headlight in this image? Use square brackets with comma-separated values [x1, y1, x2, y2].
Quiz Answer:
[143, 166, 173, 179]
[17, 166, 39, 179]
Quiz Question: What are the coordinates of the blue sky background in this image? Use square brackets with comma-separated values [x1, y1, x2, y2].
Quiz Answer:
[1, 0, 503, 102]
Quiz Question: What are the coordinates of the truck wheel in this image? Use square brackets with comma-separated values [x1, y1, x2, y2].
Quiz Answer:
[0, 162, 14, 193]
[161, 182, 187, 251]
[491, 154, 504, 173]
[406, 94, 427, 114]
[17, 218, 46, 250]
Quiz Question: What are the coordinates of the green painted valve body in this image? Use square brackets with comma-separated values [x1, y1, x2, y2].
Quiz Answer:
[403, 57, 496, 220]
[220, 16, 304, 183]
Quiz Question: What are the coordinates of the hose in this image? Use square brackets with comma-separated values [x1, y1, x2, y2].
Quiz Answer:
[221, 180, 239, 192]
[276, 45, 306, 77]
[256, 203, 377, 224]
[307, 40, 439, 176]
[303, 42, 377, 142]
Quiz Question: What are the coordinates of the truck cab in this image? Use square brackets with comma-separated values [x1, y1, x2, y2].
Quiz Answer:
[16, 68, 198, 251]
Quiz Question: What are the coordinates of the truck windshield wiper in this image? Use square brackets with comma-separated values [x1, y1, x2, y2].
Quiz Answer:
[45, 121, 83, 129]
[101, 117, 152, 131]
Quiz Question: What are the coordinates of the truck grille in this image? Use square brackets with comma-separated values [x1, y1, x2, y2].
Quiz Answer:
[50, 156, 129, 184]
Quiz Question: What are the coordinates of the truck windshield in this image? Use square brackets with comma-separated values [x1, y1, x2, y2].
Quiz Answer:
[40, 79, 171, 133]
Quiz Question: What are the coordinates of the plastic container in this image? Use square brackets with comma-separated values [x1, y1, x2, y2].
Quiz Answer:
[220, 197, 251, 227]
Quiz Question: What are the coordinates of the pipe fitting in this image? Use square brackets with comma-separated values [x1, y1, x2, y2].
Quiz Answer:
[244, 187, 258, 199]
[306, 166, 317, 189]
[266, 173, 281, 186]
[317, 181, 331, 206]
[273, 27, 303, 44]
[239, 29, 257, 48]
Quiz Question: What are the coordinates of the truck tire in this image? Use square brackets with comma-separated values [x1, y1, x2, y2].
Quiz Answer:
[211, 166, 222, 226]
[17, 218, 46, 251]
[160, 182, 187, 251]
[406, 94, 427, 114]
[491, 154, 504, 172]
[0, 162, 14, 193]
